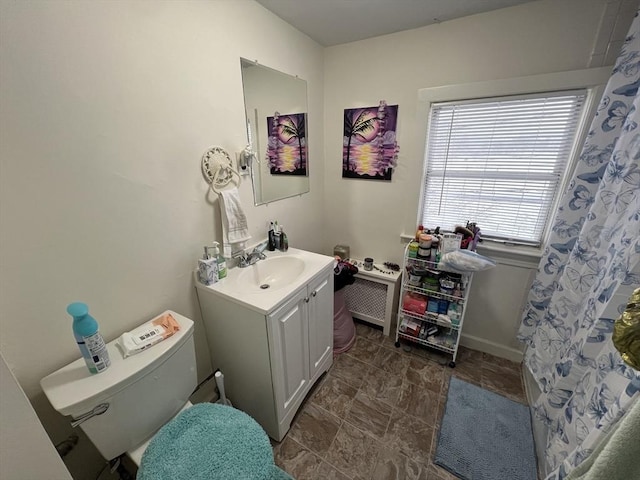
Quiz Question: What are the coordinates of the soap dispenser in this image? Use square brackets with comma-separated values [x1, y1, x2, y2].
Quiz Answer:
[279, 225, 289, 252]
[197, 246, 218, 286]
[212, 241, 227, 279]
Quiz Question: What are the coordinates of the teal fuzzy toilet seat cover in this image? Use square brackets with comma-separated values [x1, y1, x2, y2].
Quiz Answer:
[137, 403, 292, 480]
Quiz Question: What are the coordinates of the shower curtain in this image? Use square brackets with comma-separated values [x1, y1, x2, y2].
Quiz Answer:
[518, 11, 640, 480]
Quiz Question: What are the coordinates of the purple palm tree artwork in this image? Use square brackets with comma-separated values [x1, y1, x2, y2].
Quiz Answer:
[343, 101, 399, 180]
[266, 112, 307, 176]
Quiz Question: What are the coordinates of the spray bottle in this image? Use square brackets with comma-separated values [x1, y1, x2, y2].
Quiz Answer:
[67, 303, 111, 374]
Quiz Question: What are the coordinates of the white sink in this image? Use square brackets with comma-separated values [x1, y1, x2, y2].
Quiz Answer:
[194, 247, 335, 314]
[236, 256, 306, 292]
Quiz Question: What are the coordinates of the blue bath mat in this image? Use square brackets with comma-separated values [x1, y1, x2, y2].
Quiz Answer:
[434, 377, 537, 480]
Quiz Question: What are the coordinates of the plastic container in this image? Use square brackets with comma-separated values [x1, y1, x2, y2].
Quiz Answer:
[422, 275, 440, 291]
[279, 225, 289, 252]
[197, 246, 217, 285]
[67, 302, 111, 374]
[419, 234, 432, 247]
[407, 241, 419, 259]
[212, 242, 227, 279]
[447, 302, 461, 326]
[438, 299, 449, 314]
[268, 222, 276, 251]
[417, 246, 431, 260]
[333, 244, 350, 260]
[427, 297, 440, 313]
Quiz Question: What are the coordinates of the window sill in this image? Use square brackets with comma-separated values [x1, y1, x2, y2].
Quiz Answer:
[400, 234, 542, 268]
[476, 241, 542, 267]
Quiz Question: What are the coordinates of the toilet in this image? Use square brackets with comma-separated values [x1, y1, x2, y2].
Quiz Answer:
[41, 311, 199, 465]
[40, 311, 289, 478]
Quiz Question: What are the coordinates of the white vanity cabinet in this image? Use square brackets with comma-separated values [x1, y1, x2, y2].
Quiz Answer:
[195, 251, 334, 441]
[268, 270, 333, 432]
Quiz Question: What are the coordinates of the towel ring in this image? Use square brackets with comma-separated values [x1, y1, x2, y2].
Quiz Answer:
[201, 146, 241, 194]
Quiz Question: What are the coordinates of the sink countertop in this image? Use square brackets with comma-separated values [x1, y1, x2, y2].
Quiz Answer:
[194, 247, 335, 315]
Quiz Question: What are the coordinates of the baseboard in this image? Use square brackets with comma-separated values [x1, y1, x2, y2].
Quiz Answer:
[459, 333, 524, 363]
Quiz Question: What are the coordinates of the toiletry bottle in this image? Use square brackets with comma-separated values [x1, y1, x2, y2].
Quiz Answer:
[197, 246, 218, 285]
[268, 222, 276, 251]
[415, 224, 424, 241]
[274, 221, 281, 250]
[408, 240, 419, 258]
[212, 241, 227, 279]
[67, 302, 111, 374]
[279, 225, 289, 252]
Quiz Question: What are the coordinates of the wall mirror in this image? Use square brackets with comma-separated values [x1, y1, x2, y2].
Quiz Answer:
[240, 58, 310, 205]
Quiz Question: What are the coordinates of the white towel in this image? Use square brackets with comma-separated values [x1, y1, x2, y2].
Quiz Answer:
[219, 187, 251, 257]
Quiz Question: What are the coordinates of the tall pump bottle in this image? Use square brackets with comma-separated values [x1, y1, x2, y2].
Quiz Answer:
[212, 241, 227, 279]
[67, 302, 111, 374]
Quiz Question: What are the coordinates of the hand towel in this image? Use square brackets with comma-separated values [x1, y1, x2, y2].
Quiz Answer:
[219, 187, 251, 257]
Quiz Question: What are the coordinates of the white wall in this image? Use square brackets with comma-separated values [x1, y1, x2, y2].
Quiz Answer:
[0, 1, 323, 477]
[0, 353, 72, 480]
[0, 0, 628, 475]
[322, 0, 614, 360]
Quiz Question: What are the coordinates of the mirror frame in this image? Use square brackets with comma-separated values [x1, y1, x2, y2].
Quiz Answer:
[240, 58, 310, 205]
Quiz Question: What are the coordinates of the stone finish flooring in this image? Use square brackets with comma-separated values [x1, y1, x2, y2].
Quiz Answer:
[272, 321, 527, 480]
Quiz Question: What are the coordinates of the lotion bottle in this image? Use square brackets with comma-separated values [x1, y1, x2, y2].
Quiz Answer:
[279, 225, 289, 252]
[67, 302, 111, 374]
[197, 246, 218, 285]
[212, 241, 227, 279]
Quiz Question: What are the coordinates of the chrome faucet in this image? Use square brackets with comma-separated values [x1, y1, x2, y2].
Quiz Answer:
[233, 242, 267, 268]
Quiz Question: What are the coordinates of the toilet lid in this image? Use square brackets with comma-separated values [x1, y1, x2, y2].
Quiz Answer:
[137, 403, 279, 480]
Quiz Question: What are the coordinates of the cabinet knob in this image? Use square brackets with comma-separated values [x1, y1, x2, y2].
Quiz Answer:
[312, 291, 317, 297]
[305, 297, 310, 303]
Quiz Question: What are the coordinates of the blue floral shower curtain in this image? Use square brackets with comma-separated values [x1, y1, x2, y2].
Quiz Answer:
[518, 11, 640, 480]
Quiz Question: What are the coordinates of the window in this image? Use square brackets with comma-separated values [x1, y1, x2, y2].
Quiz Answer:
[420, 90, 587, 246]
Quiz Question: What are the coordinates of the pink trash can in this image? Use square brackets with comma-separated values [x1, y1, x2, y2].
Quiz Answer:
[333, 286, 356, 354]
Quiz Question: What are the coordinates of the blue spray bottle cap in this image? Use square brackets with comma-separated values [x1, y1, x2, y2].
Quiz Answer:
[67, 302, 88, 318]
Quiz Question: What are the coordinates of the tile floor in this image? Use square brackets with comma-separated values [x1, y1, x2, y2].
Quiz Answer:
[272, 321, 527, 480]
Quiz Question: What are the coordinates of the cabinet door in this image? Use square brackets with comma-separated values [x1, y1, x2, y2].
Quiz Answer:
[268, 288, 310, 420]
[307, 269, 334, 381]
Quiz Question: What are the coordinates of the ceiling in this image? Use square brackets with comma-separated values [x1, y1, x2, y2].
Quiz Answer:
[255, 0, 538, 46]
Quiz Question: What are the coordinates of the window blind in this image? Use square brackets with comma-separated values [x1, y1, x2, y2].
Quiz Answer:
[421, 90, 587, 245]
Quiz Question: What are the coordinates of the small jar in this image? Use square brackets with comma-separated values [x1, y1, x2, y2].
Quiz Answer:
[419, 233, 432, 248]
[364, 257, 374, 271]
[417, 246, 431, 260]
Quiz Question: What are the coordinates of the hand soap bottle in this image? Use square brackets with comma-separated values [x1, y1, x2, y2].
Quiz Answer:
[67, 302, 111, 374]
[268, 222, 276, 251]
[198, 246, 218, 286]
[279, 225, 289, 252]
[212, 241, 227, 279]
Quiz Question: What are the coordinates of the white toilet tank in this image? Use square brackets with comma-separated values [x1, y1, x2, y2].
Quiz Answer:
[41, 311, 197, 461]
